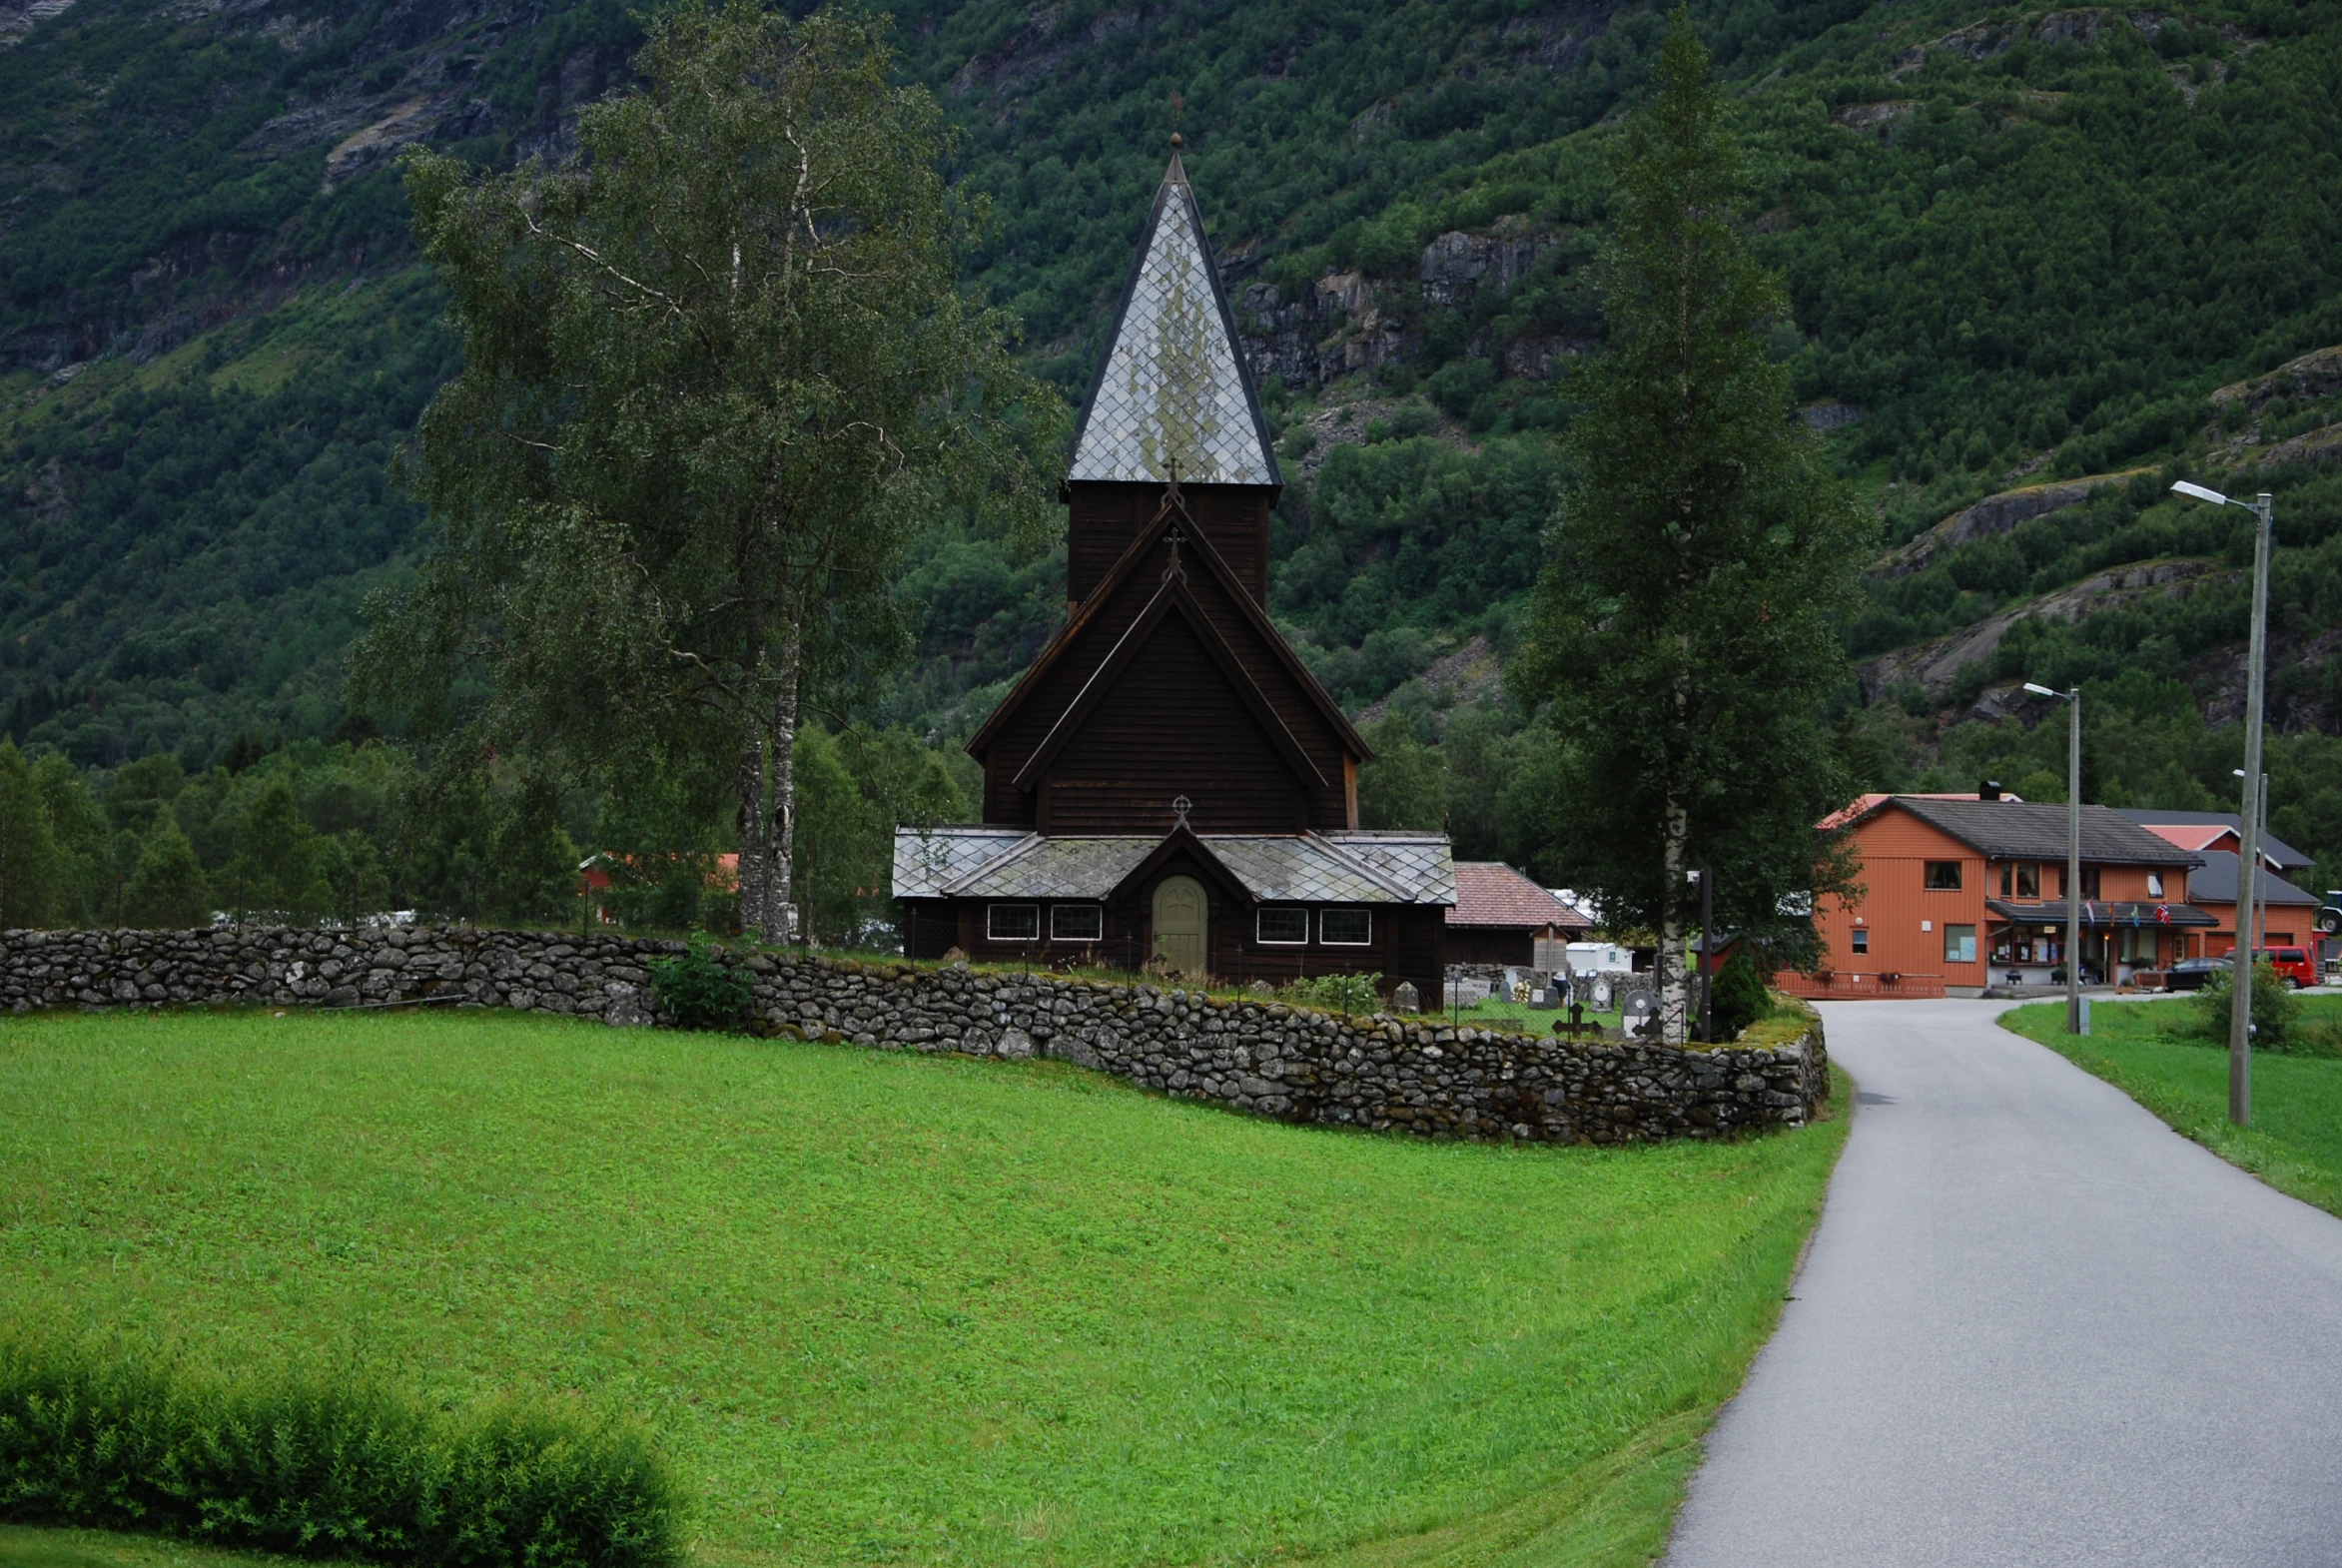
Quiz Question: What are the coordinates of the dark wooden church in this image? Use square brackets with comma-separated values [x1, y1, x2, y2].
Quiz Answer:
[893, 147, 1453, 1000]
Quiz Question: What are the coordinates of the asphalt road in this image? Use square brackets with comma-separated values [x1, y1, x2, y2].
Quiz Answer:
[1665, 998, 2342, 1568]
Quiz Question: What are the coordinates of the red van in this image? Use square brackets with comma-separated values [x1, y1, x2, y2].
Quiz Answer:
[2254, 948, 2318, 989]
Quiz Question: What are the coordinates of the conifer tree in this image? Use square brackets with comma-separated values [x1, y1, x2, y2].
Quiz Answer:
[125, 816, 211, 930]
[0, 741, 60, 930]
[1513, 12, 1866, 1045]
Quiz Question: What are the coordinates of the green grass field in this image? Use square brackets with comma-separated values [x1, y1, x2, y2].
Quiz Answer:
[2000, 996, 2342, 1219]
[0, 1010, 1847, 1568]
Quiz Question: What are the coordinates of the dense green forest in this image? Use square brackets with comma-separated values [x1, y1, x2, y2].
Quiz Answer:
[3, 0, 2340, 936]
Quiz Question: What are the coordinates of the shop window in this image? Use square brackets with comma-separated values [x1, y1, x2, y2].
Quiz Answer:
[1851, 928, 1870, 955]
[2016, 863, 2040, 898]
[1320, 908, 1372, 946]
[1944, 924, 1977, 964]
[987, 903, 1039, 941]
[1256, 906, 1308, 945]
[1051, 904, 1103, 941]
[1924, 861, 1962, 891]
[2080, 867, 2101, 900]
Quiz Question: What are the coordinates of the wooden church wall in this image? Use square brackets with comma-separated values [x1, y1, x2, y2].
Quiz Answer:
[982, 523, 1351, 828]
[1067, 481, 1272, 604]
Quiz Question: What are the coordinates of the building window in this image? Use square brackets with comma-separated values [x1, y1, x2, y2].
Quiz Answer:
[1851, 928, 1869, 955]
[2000, 863, 2012, 896]
[1924, 861, 1963, 891]
[1051, 903, 1103, 941]
[2080, 866, 2101, 900]
[2147, 872, 2164, 898]
[987, 903, 1040, 941]
[1320, 908, 1372, 946]
[2015, 863, 2040, 898]
[2054, 864, 2067, 897]
[1256, 906, 1308, 945]
[1944, 924, 1977, 964]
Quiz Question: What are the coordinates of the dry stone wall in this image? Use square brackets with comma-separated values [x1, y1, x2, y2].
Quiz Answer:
[0, 927, 1828, 1144]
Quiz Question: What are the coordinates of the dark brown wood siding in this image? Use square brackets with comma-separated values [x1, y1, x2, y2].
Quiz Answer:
[1040, 611, 1303, 833]
[1445, 926, 1537, 968]
[980, 519, 1351, 829]
[1067, 481, 1272, 605]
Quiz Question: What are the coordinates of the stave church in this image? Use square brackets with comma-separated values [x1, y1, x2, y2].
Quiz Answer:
[891, 142, 1455, 1002]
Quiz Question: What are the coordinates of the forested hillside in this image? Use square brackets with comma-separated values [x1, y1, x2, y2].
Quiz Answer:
[3, 0, 2340, 927]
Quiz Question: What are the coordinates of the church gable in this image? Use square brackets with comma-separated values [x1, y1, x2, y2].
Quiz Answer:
[1040, 609, 1305, 834]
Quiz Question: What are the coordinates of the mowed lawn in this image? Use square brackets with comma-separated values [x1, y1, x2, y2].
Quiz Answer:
[2001, 996, 2342, 1219]
[0, 1010, 1846, 1568]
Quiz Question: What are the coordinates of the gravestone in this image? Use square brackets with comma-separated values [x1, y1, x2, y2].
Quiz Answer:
[1392, 981, 1420, 1013]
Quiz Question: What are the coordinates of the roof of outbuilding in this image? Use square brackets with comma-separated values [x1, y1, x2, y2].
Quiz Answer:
[1067, 152, 1278, 487]
[1447, 862, 1591, 930]
[2183, 850, 2321, 908]
[2115, 809, 2314, 871]
[1871, 796, 2203, 867]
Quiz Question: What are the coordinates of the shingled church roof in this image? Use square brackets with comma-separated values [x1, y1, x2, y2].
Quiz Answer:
[1068, 150, 1279, 487]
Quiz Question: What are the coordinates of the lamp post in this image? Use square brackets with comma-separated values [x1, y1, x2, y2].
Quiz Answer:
[2173, 479, 2272, 1128]
[2023, 681, 2083, 1035]
[2234, 767, 2270, 958]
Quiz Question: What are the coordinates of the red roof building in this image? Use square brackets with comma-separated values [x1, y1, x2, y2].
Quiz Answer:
[1445, 863, 1589, 968]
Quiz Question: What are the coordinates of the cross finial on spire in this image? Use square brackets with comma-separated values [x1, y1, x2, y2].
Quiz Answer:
[1171, 794, 1192, 828]
[1162, 523, 1187, 584]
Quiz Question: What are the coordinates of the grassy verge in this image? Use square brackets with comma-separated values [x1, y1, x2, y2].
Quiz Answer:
[0, 1525, 301, 1568]
[0, 1010, 1848, 1568]
[2000, 996, 2342, 1218]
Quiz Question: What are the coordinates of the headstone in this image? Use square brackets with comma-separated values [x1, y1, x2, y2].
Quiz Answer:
[1392, 981, 1420, 1013]
[1590, 976, 1614, 1011]
[1249, 978, 1273, 996]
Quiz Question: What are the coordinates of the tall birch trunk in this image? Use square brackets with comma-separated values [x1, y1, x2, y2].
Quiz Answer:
[736, 743, 766, 938]
[764, 623, 801, 941]
[1659, 791, 1689, 1046]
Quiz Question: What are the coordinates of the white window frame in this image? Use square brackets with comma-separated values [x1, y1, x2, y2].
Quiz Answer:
[1256, 906, 1308, 945]
[1050, 903, 1103, 941]
[987, 903, 1040, 941]
[1851, 927, 1870, 955]
[1319, 907, 1372, 947]
[2146, 872, 2164, 898]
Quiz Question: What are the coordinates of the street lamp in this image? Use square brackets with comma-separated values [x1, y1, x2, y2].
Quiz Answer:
[2234, 767, 2270, 959]
[2023, 680, 2083, 1035]
[2173, 478, 2273, 1128]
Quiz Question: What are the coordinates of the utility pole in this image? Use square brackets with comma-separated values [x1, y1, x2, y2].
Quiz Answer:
[2172, 480, 2272, 1127]
[2023, 680, 2084, 1034]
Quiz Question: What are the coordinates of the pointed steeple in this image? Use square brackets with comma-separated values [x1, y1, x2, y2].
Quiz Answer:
[1069, 147, 1279, 487]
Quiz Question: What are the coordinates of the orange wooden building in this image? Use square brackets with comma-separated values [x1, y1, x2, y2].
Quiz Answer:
[1785, 791, 2211, 999]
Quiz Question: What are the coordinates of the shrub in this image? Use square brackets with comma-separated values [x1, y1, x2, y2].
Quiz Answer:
[1708, 950, 1772, 1041]
[1277, 972, 1383, 1015]
[2191, 962, 2301, 1048]
[0, 1331, 685, 1568]
[647, 933, 753, 1031]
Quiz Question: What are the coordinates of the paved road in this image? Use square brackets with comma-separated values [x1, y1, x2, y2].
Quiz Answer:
[1666, 999, 2342, 1568]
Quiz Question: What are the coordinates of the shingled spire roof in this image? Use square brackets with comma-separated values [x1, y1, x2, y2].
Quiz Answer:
[1068, 150, 1280, 487]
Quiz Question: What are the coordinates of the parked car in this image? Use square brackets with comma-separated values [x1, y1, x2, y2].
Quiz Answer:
[2254, 948, 2318, 989]
[2164, 957, 2232, 992]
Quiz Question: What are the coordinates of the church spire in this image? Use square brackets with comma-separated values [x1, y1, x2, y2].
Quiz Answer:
[1068, 147, 1279, 487]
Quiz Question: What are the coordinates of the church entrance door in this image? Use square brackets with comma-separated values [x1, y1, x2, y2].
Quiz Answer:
[1153, 876, 1208, 978]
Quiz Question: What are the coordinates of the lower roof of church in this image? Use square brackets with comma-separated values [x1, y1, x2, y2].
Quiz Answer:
[893, 825, 1455, 907]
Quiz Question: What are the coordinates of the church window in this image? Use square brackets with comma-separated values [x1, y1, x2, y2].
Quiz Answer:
[1257, 906, 1308, 944]
[1051, 904, 1104, 941]
[1320, 908, 1372, 946]
[987, 903, 1040, 941]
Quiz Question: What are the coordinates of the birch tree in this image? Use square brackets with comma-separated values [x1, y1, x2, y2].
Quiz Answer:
[1513, 11, 1864, 1045]
[355, 1, 1056, 940]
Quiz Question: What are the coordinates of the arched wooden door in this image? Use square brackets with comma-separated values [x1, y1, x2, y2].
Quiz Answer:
[1153, 876, 1208, 978]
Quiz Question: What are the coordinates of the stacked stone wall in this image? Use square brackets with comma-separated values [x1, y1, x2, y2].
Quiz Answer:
[0, 927, 1827, 1144]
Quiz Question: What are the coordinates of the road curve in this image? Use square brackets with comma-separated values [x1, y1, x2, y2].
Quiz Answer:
[1665, 998, 2342, 1568]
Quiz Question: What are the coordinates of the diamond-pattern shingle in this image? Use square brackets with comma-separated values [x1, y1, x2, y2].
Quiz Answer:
[1069, 158, 1276, 486]
[888, 828, 1456, 905]
[890, 827, 1032, 899]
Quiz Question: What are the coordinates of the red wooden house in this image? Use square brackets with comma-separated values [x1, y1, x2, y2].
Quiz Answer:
[892, 149, 1454, 999]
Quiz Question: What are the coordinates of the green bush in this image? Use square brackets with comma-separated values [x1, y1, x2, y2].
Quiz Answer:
[1708, 951, 1772, 1042]
[1276, 972, 1383, 1015]
[647, 934, 753, 1031]
[2192, 962, 2303, 1049]
[0, 1332, 684, 1568]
